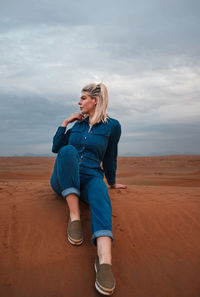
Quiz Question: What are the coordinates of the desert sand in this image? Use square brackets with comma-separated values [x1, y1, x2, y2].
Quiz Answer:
[0, 155, 200, 297]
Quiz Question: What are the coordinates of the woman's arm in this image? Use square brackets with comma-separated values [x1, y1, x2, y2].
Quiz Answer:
[52, 127, 70, 153]
[52, 113, 84, 153]
[102, 120, 127, 189]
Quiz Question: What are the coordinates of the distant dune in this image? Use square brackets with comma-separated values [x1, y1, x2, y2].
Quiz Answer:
[0, 155, 200, 297]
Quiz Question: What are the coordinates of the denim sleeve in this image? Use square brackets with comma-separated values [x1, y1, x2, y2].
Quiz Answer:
[52, 126, 71, 153]
[102, 120, 121, 185]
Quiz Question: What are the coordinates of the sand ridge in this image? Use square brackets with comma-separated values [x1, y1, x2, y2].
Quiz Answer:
[0, 155, 200, 297]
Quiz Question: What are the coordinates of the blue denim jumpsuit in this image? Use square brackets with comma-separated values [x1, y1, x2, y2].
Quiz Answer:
[50, 116, 121, 245]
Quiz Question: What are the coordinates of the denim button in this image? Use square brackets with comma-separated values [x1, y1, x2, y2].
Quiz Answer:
[83, 146, 85, 150]
[84, 137, 87, 140]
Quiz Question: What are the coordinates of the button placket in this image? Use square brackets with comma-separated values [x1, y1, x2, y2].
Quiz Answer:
[79, 131, 88, 165]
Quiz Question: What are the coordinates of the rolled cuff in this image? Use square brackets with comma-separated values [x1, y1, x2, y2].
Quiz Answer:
[61, 187, 80, 199]
[92, 230, 113, 246]
[57, 126, 67, 133]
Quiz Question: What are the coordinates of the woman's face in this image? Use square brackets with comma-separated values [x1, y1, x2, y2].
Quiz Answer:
[78, 92, 97, 115]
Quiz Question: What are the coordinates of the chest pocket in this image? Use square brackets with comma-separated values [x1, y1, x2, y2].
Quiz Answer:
[68, 126, 84, 147]
[90, 128, 110, 153]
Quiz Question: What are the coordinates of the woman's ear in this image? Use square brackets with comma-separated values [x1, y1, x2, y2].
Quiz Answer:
[94, 97, 98, 105]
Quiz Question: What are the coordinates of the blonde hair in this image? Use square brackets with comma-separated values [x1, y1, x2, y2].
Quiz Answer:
[81, 83, 109, 125]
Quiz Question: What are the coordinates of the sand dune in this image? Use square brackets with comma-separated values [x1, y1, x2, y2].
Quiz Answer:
[0, 155, 200, 297]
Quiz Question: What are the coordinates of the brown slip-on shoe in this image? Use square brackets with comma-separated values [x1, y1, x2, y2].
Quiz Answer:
[94, 256, 116, 296]
[67, 218, 83, 246]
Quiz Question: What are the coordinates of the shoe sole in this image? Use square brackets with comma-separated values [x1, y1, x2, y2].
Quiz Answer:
[67, 235, 83, 246]
[94, 263, 115, 296]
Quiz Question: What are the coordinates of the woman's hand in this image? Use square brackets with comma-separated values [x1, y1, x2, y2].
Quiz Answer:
[61, 113, 85, 127]
[110, 183, 127, 189]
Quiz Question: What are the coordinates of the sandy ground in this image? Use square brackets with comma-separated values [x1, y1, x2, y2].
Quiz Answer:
[0, 155, 200, 297]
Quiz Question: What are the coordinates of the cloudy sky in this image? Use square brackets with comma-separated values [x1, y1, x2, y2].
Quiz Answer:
[0, 0, 200, 156]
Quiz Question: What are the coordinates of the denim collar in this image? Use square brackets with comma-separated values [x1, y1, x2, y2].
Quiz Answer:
[82, 116, 89, 123]
[82, 116, 106, 127]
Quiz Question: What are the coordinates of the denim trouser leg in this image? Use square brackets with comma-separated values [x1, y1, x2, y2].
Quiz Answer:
[50, 146, 113, 246]
[80, 176, 113, 245]
[50, 145, 80, 198]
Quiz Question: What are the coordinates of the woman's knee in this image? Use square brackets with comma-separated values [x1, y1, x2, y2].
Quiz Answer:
[57, 145, 79, 173]
[58, 144, 78, 158]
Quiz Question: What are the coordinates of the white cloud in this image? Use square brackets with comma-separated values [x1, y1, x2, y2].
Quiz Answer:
[0, 0, 200, 155]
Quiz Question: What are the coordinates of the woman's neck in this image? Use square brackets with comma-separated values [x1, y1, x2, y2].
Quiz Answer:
[88, 110, 95, 125]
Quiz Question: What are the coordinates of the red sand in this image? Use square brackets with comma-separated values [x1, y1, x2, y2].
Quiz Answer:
[0, 155, 200, 297]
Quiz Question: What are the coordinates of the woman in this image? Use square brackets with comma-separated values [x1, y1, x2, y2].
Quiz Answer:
[50, 83, 126, 295]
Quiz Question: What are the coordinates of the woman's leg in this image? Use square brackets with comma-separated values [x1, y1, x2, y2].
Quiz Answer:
[51, 146, 80, 219]
[97, 236, 112, 265]
[81, 176, 113, 261]
[81, 176, 115, 294]
[50, 145, 83, 244]
[66, 194, 80, 221]
[50, 145, 80, 200]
